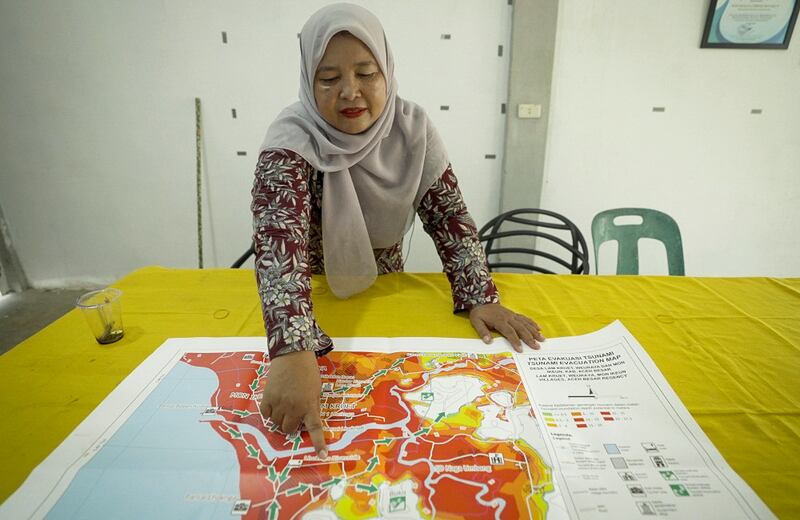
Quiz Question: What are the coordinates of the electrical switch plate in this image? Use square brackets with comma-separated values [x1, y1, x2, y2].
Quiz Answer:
[518, 104, 542, 119]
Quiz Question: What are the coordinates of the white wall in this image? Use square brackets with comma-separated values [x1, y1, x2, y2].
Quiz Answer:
[5, 0, 796, 284]
[0, 0, 511, 287]
[541, 1, 800, 276]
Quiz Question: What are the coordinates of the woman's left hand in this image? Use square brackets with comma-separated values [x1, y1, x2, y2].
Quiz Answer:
[469, 303, 545, 352]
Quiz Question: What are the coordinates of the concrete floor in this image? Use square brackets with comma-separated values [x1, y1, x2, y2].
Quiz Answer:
[0, 289, 91, 355]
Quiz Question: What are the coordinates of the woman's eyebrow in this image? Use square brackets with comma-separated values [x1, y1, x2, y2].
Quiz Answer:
[317, 61, 376, 74]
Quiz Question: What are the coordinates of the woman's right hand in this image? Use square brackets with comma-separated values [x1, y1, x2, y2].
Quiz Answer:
[259, 350, 328, 459]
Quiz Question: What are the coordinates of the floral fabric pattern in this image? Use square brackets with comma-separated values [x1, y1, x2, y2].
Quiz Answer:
[252, 149, 498, 360]
[416, 168, 500, 312]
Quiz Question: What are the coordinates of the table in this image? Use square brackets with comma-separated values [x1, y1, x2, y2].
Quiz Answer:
[0, 267, 798, 517]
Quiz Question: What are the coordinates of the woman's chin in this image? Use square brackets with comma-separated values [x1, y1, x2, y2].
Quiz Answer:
[334, 116, 375, 134]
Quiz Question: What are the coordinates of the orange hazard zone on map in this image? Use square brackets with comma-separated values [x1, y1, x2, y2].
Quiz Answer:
[182, 350, 555, 519]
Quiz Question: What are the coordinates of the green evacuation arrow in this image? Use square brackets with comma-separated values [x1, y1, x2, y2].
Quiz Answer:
[374, 438, 393, 446]
[286, 484, 309, 496]
[321, 477, 343, 489]
[268, 465, 278, 482]
[279, 467, 291, 484]
[246, 444, 259, 458]
[363, 384, 373, 395]
[257, 365, 266, 376]
[268, 501, 280, 520]
[356, 483, 379, 494]
[334, 386, 349, 394]
[366, 456, 379, 472]
[413, 427, 431, 437]
[292, 436, 302, 450]
[434, 412, 446, 423]
[223, 426, 243, 439]
[391, 358, 405, 368]
[233, 409, 251, 417]
[374, 369, 388, 377]
[249, 379, 259, 392]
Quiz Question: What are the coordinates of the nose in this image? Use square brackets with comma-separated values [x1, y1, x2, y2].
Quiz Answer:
[340, 75, 360, 101]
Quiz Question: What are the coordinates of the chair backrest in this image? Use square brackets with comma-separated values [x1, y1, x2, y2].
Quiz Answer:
[478, 209, 590, 274]
[591, 208, 684, 275]
[230, 241, 255, 268]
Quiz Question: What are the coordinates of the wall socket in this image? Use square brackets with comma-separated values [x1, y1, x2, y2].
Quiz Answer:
[518, 103, 542, 119]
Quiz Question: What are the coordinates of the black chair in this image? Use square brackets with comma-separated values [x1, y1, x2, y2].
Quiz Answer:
[478, 208, 590, 274]
[231, 241, 255, 268]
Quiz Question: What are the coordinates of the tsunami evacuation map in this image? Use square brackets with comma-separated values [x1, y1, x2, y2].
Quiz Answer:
[12, 338, 565, 520]
[4, 327, 777, 519]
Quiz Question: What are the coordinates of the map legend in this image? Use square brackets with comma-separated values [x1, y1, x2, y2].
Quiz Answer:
[572, 412, 588, 428]
[535, 406, 630, 430]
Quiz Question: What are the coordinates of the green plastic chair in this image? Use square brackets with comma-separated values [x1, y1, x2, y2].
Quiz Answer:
[591, 208, 685, 275]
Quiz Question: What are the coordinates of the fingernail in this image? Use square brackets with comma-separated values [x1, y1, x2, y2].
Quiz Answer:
[319, 449, 328, 460]
[483, 335, 491, 344]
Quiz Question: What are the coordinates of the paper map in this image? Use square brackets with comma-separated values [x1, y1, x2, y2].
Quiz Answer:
[0, 322, 775, 519]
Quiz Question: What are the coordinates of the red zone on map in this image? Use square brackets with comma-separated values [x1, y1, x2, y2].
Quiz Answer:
[182, 351, 553, 519]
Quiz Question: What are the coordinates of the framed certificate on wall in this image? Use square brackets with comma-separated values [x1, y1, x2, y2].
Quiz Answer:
[701, 0, 800, 48]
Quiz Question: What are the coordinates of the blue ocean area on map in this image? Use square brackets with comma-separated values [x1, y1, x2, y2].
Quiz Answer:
[46, 361, 241, 519]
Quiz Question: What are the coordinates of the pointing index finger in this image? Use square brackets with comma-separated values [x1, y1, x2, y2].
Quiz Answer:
[304, 410, 328, 460]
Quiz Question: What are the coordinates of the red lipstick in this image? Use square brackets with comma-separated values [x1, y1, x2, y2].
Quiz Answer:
[340, 107, 367, 118]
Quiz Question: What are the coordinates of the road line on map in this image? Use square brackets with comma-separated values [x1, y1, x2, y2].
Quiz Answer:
[278, 467, 291, 485]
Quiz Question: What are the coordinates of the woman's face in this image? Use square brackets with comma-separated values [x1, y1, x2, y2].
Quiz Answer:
[314, 32, 387, 134]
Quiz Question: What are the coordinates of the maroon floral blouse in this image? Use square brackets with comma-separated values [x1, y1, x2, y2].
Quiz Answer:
[252, 149, 499, 360]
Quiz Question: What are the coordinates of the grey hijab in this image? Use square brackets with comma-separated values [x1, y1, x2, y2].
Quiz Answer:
[258, 3, 449, 298]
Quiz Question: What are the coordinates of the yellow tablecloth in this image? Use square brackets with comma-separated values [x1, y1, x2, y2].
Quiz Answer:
[1, 267, 798, 516]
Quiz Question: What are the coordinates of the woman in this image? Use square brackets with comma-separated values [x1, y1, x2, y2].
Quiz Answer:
[252, 3, 544, 459]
